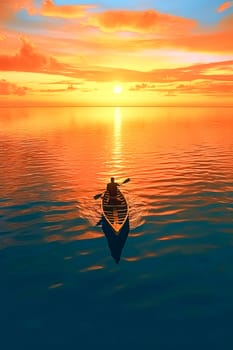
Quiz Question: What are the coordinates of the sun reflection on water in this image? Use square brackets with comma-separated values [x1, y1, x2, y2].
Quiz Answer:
[110, 107, 123, 174]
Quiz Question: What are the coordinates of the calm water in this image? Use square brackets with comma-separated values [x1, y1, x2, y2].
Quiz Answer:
[0, 106, 233, 349]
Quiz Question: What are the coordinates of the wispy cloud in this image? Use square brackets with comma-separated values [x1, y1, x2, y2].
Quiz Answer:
[0, 2, 233, 105]
[130, 80, 233, 97]
[31, 0, 97, 19]
[0, 0, 96, 20]
[125, 60, 233, 84]
[1, 37, 232, 84]
[48, 12, 233, 54]
[38, 84, 78, 93]
[217, 1, 233, 13]
[0, 79, 29, 95]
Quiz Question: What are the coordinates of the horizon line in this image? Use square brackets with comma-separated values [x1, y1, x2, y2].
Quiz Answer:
[0, 105, 233, 108]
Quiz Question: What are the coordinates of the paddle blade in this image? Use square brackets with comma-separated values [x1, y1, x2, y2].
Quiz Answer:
[122, 178, 130, 184]
[94, 193, 103, 200]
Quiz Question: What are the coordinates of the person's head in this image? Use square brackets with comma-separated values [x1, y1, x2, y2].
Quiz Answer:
[111, 177, 115, 183]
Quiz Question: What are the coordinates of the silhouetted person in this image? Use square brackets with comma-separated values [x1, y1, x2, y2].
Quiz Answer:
[106, 177, 120, 204]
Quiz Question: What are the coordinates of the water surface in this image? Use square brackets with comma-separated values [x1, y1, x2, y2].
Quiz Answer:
[0, 106, 233, 349]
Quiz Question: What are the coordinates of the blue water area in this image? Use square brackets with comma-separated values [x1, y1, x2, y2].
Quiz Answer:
[0, 106, 233, 349]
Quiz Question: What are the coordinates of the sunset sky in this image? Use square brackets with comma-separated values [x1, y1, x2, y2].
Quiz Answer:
[0, 0, 233, 106]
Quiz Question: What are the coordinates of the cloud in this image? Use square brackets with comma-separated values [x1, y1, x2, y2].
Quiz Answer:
[55, 13, 233, 54]
[176, 81, 233, 95]
[2, 4, 233, 58]
[110, 14, 233, 54]
[166, 30, 233, 54]
[39, 79, 84, 86]
[32, 0, 97, 18]
[0, 0, 33, 20]
[0, 79, 29, 95]
[129, 79, 233, 97]
[217, 1, 233, 13]
[130, 83, 157, 91]
[91, 9, 196, 34]
[59, 59, 232, 85]
[149, 60, 233, 83]
[0, 0, 96, 24]
[0, 37, 63, 72]
[1, 36, 232, 88]
[39, 83, 77, 93]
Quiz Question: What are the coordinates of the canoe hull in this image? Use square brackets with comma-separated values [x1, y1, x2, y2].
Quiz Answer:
[102, 189, 128, 234]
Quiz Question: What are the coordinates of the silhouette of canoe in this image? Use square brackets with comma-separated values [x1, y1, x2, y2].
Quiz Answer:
[102, 189, 128, 234]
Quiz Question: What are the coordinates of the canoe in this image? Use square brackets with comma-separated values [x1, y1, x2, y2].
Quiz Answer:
[102, 188, 128, 234]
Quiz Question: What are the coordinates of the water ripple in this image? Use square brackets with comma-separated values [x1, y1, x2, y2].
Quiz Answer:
[0, 107, 233, 266]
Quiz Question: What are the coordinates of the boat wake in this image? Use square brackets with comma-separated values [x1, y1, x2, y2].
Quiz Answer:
[77, 196, 102, 226]
[127, 194, 147, 230]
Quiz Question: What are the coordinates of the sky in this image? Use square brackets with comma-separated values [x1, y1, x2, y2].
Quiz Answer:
[0, 0, 233, 106]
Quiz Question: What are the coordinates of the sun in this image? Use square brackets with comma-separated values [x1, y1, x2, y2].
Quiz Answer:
[113, 85, 123, 94]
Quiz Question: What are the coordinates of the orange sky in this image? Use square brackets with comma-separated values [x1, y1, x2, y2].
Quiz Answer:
[0, 0, 233, 106]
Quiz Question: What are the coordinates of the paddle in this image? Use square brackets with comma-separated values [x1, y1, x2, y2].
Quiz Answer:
[93, 178, 130, 200]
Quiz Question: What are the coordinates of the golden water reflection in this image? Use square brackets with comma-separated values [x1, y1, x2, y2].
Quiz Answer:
[0, 106, 233, 260]
[111, 107, 122, 172]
